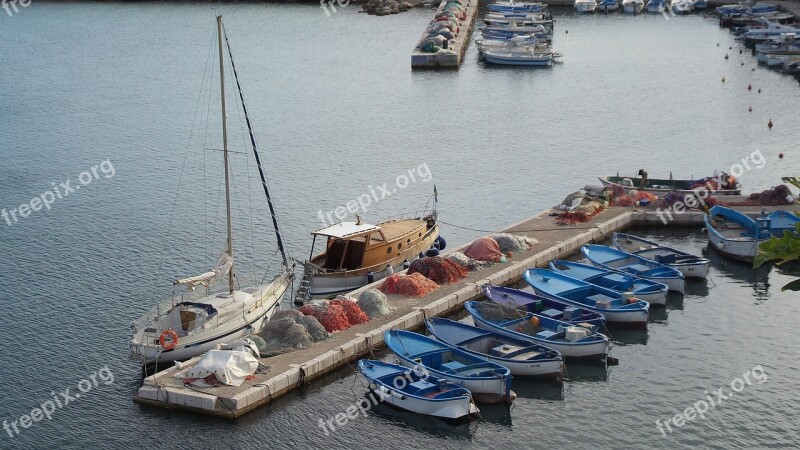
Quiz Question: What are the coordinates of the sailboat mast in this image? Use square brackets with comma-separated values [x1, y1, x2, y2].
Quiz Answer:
[217, 15, 235, 295]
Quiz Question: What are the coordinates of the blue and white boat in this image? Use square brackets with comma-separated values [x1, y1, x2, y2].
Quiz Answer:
[693, 0, 708, 10]
[647, 0, 667, 13]
[549, 260, 668, 305]
[465, 301, 611, 360]
[483, 284, 607, 328]
[704, 205, 771, 263]
[384, 330, 514, 403]
[488, 1, 547, 13]
[597, 0, 620, 11]
[426, 318, 564, 378]
[580, 244, 686, 293]
[765, 210, 800, 237]
[716, 3, 778, 17]
[612, 233, 710, 279]
[671, 0, 693, 14]
[524, 269, 650, 326]
[357, 360, 480, 420]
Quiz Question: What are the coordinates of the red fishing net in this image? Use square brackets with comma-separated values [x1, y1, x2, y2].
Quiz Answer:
[556, 207, 605, 225]
[611, 190, 657, 207]
[407, 256, 468, 284]
[298, 302, 352, 333]
[380, 273, 438, 297]
[464, 237, 503, 262]
[330, 299, 369, 325]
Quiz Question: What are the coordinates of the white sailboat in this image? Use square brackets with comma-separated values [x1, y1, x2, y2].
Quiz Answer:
[130, 16, 294, 367]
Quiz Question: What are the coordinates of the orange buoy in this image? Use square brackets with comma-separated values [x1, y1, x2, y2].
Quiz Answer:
[768, 119, 773, 129]
[530, 316, 540, 327]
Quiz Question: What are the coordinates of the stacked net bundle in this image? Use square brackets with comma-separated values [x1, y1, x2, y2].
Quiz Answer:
[381, 273, 438, 297]
[298, 302, 352, 333]
[298, 314, 330, 342]
[476, 301, 525, 322]
[491, 233, 539, 254]
[330, 298, 370, 325]
[407, 256, 468, 284]
[358, 289, 391, 318]
[259, 316, 314, 355]
[611, 190, 658, 207]
[447, 251, 493, 271]
[464, 237, 503, 262]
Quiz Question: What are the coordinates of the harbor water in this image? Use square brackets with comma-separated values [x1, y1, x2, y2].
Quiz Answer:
[1, 2, 799, 449]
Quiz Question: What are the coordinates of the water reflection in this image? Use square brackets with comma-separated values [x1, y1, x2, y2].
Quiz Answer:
[564, 360, 609, 383]
[703, 245, 772, 301]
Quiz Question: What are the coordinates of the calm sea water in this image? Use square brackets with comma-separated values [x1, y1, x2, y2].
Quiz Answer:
[1, 2, 799, 449]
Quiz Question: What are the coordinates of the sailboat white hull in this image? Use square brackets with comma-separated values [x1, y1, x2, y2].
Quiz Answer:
[130, 275, 291, 365]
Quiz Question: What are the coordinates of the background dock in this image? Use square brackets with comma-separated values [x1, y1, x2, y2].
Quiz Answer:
[411, 1, 479, 69]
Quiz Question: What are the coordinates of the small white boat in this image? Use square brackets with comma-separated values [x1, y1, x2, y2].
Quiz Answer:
[575, 0, 598, 13]
[581, 244, 686, 293]
[596, 0, 620, 11]
[646, 0, 667, 13]
[671, 0, 694, 14]
[622, 0, 645, 13]
[704, 206, 771, 263]
[612, 233, 710, 279]
[358, 360, 480, 420]
[426, 318, 564, 378]
[483, 49, 555, 66]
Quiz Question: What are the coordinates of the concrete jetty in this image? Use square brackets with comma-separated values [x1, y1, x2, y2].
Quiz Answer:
[133, 200, 791, 417]
[411, 0, 479, 69]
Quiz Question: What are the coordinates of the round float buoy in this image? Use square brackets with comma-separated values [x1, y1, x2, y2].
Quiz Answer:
[725, 53, 729, 60]
[529, 316, 540, 327]
[739, 49, 743, 54]
[779, 153, 784, 159]
[748, 83, 752, 90]
[566, 29, 568, 34]
[748, 106, 752, 112]
[758, 88, 761, 93]
[716, 43, 720, 47]
[160, 329, 179, 350]
[721, 77, 726, 82]
[768, 119, 773, 129]
[435, 236, 447, 251]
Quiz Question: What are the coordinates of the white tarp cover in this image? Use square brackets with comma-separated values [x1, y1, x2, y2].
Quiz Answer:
[183, 349, 258, 386]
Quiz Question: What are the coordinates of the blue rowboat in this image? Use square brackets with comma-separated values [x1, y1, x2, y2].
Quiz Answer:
[549, 259, 668, 305]
[524, 268, 650, 326]
[384, 330, 514, 403]
[483, 284, 606, 328]
[704, 205, 772, 263]
[765, 210, 800, 237]
[612, 233, 710, 279]
[464, 301, 610, 360]
[425, 318, 563, 378]
[357, 360, 479, 420]
[580, 244, 686, 293]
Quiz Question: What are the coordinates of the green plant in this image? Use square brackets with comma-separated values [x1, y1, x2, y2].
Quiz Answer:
[754, 177, 800, 291]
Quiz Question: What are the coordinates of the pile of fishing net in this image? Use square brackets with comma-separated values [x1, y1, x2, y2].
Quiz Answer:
[298, 299, 367, 333]
[358, 289, 391, 319]
[447, 251, 494, 271]
[611, 189, 658, 207]
[556, 190, 588, 210]
[709, 185, 795, 207]
[259, 310, 330, 355]
[491, 233, 539, 254]
[556, 207, 605, 225]
[381, 272, 438, 297]
[407, 256, 468, 284]
[464, 237, 504, 262]
[475, 301, 524, 321]
[330, 296, 370, 325]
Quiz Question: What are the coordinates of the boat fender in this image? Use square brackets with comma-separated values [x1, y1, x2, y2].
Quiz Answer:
[436, 236, 447, 250]
[160, 329, 179, 350]
[386, 264, 393, 276]
[367, 271, 375, 283]
[426, 248, 440, 257]
[403, 259, 410, 269]
[529, 316, 540, 327]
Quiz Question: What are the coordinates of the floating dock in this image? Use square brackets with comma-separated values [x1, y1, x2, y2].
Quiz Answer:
[133, 200, 791, 417]
[411, 0, 479, 69]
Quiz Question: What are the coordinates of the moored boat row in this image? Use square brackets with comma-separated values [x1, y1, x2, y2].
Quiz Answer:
[477, 2, 561, 66]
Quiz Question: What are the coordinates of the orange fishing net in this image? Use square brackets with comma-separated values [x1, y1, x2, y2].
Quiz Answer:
[380, 273, 438, 297]
[407, 256, 468, 284]
[330, 299, 369, 325]
[557, 207, 605, 225]
[299, 303, 352, 333]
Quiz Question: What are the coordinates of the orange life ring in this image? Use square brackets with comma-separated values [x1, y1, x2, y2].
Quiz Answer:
[160, 330, 179, 350]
